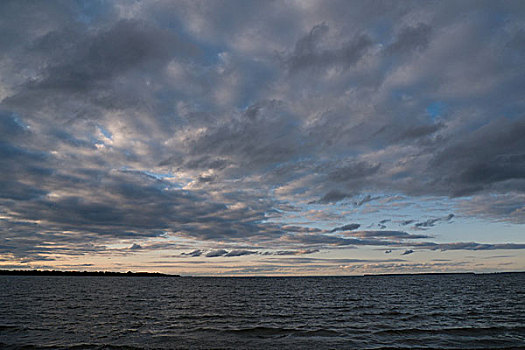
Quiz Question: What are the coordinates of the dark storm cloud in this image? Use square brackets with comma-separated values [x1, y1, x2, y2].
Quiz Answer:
[402, 249, 415, 255]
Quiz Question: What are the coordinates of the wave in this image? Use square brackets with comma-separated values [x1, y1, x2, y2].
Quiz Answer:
[374, 325, 525, 336]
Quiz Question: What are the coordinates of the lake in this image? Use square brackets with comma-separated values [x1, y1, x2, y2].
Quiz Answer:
[1, 273, 524, 349]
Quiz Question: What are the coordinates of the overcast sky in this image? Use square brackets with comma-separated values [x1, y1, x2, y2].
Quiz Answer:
[1, 0, 524, 275]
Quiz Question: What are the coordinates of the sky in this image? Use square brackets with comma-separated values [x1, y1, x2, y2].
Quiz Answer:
[1, 0, 524, 276]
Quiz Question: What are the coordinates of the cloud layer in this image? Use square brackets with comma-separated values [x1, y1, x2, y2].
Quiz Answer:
[0, 1, 524, 269]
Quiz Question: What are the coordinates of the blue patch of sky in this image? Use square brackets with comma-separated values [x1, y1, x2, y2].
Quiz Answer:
[11, 113, 30, 130]
[119, 166, 187, 189]
[369, 19, 393, 45]
[73, 0, 109, 25]
[97, 125, 112, 139]
[426, 101, 447, 120]
[142, 170, 174, 181]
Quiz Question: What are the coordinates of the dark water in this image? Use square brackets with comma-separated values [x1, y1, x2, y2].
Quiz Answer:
[1, 274, 524, 349]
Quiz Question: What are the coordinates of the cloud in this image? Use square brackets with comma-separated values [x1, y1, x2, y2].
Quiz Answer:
[354, 195, 381, 207]
[224, 250, 258, 257]
[345, 231, 431, 240]
[181, 249, 203, 257]
[285, 23, 372, 74]
[282, 225, 323, 233]
[458, 193, 525, 224]
[414, 242, 525, 251]
[402, 249, 414, 255]
[264, 249, 320, 256]
[205, 249, 228, 257]
[0, 1, 524, 267]
[428, 119, 525, 197]
[328, 161, 380, 182]
[329, 223, 360, 233]
[312, 190, 354, 204]
[386, 23, 432, 55]
[414, 214, 455, 229]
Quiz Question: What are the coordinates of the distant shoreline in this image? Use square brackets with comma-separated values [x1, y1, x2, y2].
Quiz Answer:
[0, 270, 180, 277]
[1, 270, 523, 277]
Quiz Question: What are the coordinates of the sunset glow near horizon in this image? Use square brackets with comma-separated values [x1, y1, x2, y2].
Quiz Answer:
[1, 0, 524, 276]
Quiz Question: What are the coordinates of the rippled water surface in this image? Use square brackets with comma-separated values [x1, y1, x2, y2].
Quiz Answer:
[1, 273, 524, 349]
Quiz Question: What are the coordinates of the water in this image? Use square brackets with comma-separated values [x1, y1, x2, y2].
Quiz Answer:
[1, 273, 524, 349]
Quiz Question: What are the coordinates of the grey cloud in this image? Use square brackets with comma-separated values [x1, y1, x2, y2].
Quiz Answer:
[129, 243, 142, 250]
[355, 195, 381, 207]
[181, 249, 203, 257]
[1, 1, 525, 264]
[458, 193, 525, 224]
[224, 250, 258, 257]
[32, 20, 192, 91]
[186, 100, 305, 172]
[282, 225, 323, 233]
[265, 249, 320, 256]
[205, 249, 228, 257]
[0, 167, 284, 260]
[429, 119, 525, 197]
[287, 23, 372, 73]
[402, 249, 415, 255]
[387, 23, 432, 55]
[328, 161, 380, 182]
[262, 257, 406, 265]
[414, 214, 454, 229]
[346, 231, 431, 240]
[415, 242, 525, 251]
[285, 234, 358, 247]
[313, 190, 354, 204]
[397, 122, 445, 141]
[329, 223, 360, 233]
